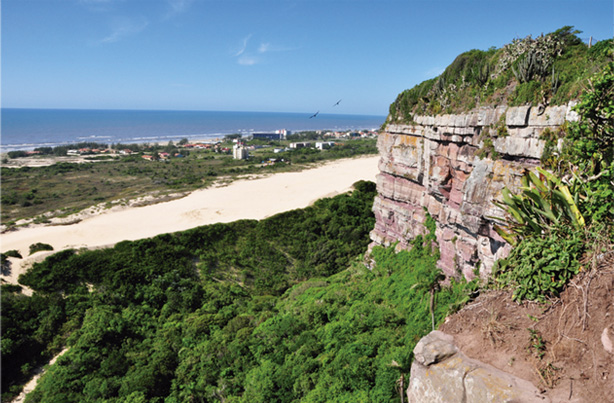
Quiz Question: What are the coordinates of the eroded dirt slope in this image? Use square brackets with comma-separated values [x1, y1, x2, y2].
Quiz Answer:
[440, 263, 614, 402]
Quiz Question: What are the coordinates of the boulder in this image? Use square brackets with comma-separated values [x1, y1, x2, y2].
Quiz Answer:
[407, 331, 550, 403]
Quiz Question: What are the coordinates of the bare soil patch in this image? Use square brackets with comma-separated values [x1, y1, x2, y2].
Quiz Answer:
[440, 263, 614, 402]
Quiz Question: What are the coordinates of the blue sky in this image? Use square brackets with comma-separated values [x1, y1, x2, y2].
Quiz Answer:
[2, 0, 613, 116]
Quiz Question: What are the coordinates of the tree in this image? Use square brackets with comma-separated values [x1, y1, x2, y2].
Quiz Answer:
[164, 141, 175, 153]
[224, 133, 242, 141]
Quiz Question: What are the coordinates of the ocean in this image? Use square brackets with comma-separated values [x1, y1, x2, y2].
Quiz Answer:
[1, 108, 386, 152]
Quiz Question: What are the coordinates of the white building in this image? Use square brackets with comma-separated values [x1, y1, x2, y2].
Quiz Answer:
[315, 142, 335, 150]
[289, 142, 311, 149]
[275, 129, 290, 139]
[233, 143, 249, 160]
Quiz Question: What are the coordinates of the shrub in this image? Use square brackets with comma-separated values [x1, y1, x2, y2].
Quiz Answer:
[493, 231, 583, 301]
[4, 250, 23, 259]
[7, 151, 27, 159]
[29, 242, 54, 255]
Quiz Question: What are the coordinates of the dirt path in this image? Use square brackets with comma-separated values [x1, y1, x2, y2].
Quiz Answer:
[10, 348, 69, 403]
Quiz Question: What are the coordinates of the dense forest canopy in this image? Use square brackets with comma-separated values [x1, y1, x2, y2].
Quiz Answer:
[1, 181, 476, 402]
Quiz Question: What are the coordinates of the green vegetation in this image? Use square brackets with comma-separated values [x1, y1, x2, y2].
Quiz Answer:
[284, 138, 377, 163]
[388, 27, 612, 123]
[3, 250, 22, 259]
[1, 250, 23, 273]
[476, 134, 498, 160]
[1, 136, 376, 224]
[4, 26, 610, 403]
[493, 62, 614, 301]
[527, 328, 546, 360]
[493, 167, 585, 244]
[1, 183, 476, 402]
[2, 183, 375, 400]
[493, 230, 583, 301]
[28, 243, 54, 255]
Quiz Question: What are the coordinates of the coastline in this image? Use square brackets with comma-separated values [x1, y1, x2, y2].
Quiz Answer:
[1, 108, 385, 153]
[1, 155, 381, 289]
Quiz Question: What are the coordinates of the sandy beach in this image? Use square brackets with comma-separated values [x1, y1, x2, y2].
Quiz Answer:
[1, 156, 380, 286]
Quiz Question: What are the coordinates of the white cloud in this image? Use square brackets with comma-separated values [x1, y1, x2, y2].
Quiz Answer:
[234, 34, 261, 65]
[238, 55, 259, 66]
[258, 42, 294, 53]
[258, 43, 272, 53]
[234, 34, 253, 57]
[99, 17, 149, 44]
[234, 35, 294, 66]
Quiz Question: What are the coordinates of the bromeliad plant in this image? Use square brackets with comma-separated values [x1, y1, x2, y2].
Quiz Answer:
[491, 167, 586, 301]
[493, 167, 585, 245]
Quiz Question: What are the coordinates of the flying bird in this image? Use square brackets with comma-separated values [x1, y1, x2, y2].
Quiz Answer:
[309, 111, 319, 119]
[333, 99, 342, 107]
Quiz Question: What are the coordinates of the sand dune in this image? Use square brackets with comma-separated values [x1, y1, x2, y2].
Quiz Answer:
[1, 156, 380, 286]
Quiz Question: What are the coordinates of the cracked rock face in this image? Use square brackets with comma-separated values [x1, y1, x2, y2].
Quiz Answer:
[370, 103, 576, 279]
[407, 331, 550, 403]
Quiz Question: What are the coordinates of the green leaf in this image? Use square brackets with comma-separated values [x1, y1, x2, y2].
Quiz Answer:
[558, 185, 585, 228]
[527, 171, 548, 193]
[494, 225, 516, 245]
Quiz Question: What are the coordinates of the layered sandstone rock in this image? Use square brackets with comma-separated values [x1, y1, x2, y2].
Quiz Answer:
[369, 103, 578, 279]
[407, 331, 550, 403]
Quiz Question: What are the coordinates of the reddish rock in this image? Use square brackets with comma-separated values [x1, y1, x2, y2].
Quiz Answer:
[370, 104, 575, 278]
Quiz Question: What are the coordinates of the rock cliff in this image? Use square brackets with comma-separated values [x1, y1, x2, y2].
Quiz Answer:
[369, 102, 579, 279]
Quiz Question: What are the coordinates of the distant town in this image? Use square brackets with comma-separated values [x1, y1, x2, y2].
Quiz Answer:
[4, 129, 378, 163]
